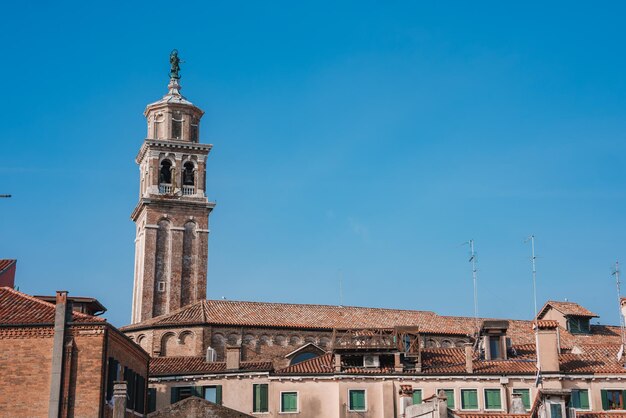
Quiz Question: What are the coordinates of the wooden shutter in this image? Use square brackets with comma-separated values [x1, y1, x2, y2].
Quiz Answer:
[171, 387, 179, 404]
[412, 390, 422, 405]
[216, 385, 223, 405]
[260, 384, 268, 412]
[579, 390, 589, 410]
[445, 390, 455, 409]
[601, 390, 609, 410]
[462, 390, 478, 409]
[485, 389, 501, 409]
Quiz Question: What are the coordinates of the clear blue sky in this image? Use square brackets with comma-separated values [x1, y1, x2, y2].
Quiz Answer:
[2, 1, 626, 327]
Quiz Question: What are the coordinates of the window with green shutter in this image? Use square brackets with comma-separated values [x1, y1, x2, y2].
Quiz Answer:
[281, 392, 298, 413]
[349, 390, 366, 412]
[253, 384, 269, 413]
[570, 390, 590, 410]
[513, 389, 531, 410]
[485, 389, 502, 410]
[412, 389, 422, 405]
[440, 389, 455, 409]
[461, 389, 479, 410]
[171, 386, 195, 404]
[203, 385, 222, 405]
[601, 390, 625, 410]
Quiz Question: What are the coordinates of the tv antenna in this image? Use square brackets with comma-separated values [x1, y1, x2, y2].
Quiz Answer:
[525, 234, 543, 387]
[612, 261, 626, 348]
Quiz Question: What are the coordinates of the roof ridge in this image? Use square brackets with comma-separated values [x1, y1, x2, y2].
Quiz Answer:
[205, 298, 437, 315]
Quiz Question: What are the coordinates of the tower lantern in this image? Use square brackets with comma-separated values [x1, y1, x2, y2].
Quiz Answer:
[130, 52, 215, 323]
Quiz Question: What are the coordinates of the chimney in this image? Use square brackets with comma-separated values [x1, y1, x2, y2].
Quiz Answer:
[534, 320, 560, 372]
[394, 352, 403, 372]
[226, 346, 241, 370]
[511, 392, 526, 414]
[464, 343, 473, 374]
[48, 290, 70, 418]
[334, 354, 341, 372]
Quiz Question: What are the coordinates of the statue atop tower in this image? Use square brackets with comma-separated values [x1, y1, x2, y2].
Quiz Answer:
[130, 52, 215, 324]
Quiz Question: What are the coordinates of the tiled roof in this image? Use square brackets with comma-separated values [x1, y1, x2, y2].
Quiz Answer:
[275, 341, 626, 376]
[538, 301, 598, 319]
[578, 414, 626, 418]
[0, 287, 105, 325]
[150, 356, 273, 376]
[0, 259, 16, 273]
[457, 414, 530, 418]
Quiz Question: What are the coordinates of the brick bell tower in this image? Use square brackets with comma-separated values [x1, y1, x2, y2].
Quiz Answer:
[131, 51, 215, 323]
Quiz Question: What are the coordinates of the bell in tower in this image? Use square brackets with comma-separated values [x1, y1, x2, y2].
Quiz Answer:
[130, 51, 215, 324]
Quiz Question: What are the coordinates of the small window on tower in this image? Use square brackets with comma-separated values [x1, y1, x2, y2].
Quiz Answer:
[190, 122, 199, 143]
[172, 114, 183, 140]
[157, 281, 166, 292]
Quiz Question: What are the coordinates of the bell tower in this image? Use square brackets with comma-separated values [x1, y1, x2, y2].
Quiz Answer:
[131, 51, 215, 323]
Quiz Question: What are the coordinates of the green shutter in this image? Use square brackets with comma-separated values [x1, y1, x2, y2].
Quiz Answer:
[260, 384, 268, 412]
[579, 390, 589, 410]
[216, 386, 222, 405]
[622, 391, 626, 410]
[513, 389, 530, 410]
[171, 387, 179, 404]
[253, 385, 260, 412]
[601, 390, 609, 410]
[193, 386, 202, 398]
[350, 390, 366, 411]
[485, 389, 502, 410]
[444, 389, 455, 409]
[570, 390, 580, 408]
[461, 390, 478, 409]
[282, 392, 297, 412]
[412, 390, 422, 405]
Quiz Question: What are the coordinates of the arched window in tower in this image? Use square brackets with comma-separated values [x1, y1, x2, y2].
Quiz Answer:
[182, 162, 195, 196]
[159, 160, 173, 194]
[172, 112, 183, 140]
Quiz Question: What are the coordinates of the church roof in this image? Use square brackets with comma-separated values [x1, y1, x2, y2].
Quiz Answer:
[0, 287, 105, 325]
[122, 299, 475, 333]
[145, 78, 199, 110]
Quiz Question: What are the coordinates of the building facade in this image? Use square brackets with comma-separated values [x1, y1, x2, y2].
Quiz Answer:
[0, 287, 150, 418]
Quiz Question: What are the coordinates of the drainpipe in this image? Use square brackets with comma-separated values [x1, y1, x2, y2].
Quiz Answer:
[48, 291, 70, 418]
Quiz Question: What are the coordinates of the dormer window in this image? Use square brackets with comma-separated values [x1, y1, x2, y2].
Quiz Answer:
[567, 317, 590, 334]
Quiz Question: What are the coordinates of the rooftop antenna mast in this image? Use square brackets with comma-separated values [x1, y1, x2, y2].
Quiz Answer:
[612, 261, 626, 347]
[468, 239, 479, 335]
[526, 234, 543, 388]
[339, 269, 344, 307]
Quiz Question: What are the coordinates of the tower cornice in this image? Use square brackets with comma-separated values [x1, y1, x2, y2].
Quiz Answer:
[135, 140, 213, 164]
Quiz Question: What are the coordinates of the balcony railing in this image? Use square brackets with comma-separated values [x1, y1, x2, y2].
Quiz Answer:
[182, 185, 195, 196]
[159, 184, 173, 194]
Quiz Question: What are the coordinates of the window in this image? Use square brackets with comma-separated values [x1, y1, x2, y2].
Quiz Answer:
[147, 388, 157, 413]
[412, 389, 422, 405]
[567, 317, 590, 334]
[513, 389, 531, 410]
[461, 389, 479, 410]
[253, 384, 268, 413]
[439, 389, 455, 409]
[570, 389, 590, 410]
[171, 386, 200, 404]
[159, 160, 172, 185]
[281, 392, 298, 413]
[550, 403, 563, 418]
[601, 390, 626, 410]
[484, 389, 502, 410]
[349, 390, 366, 412]
[290, 352, 319, 365]
[489, 336, 502, 359]
[157, 281, 166, 292]
[190, 123, 199, 142]
[172, 115, 183, 139]
[105, 358, 119, 402]
[203, 385, 222, 405]
[182, 162, 195, 186]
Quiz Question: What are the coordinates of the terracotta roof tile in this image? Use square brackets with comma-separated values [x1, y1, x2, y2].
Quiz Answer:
[578, 414, 626, 418]
[0, 260, 15, 273]
[538, 301, 598, 319]
[457, 414, 530, 418]
[534, 320, 559, 329]
[0, 287, 104, 325]
[150, 356, 273, 376]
